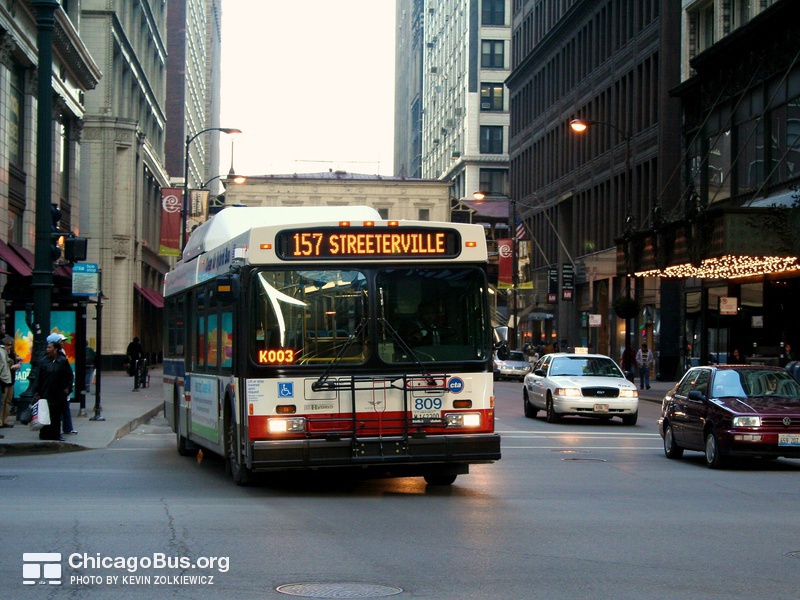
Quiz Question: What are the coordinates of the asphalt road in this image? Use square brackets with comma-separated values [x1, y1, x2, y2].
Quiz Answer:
[2, 382, 799, 599]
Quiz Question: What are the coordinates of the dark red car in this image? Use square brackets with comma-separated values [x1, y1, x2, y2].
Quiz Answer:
[658, 365, 800, 468]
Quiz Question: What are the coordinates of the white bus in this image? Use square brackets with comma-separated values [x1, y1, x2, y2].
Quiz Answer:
[163, 206, 501, 485]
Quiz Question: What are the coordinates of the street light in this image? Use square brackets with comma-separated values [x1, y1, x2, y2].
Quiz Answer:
[569, 118, 634, 367]
[182, 127, 242, 251]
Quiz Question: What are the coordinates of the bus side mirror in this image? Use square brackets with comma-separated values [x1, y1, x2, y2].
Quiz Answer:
[495, 342, 510, 361]
[216, 273, 240, 302]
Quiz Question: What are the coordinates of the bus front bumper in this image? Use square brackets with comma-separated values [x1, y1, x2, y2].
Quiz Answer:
[249, 433, 501, 471]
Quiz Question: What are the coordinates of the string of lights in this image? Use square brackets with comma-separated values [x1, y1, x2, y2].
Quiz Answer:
[635, 255, 800, 279]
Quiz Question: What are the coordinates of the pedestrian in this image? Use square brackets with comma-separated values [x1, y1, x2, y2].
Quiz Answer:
[46, 333, 77, 435]
[126, 336, 144, 391]
[635, 342, 654, 390]
[782, 342, 795, 366]
[730, 348, 743, 364]
[0, 336, 19, 429]
[31, 338, 73, 441]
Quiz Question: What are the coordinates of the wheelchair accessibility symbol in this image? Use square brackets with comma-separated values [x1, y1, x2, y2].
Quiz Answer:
[278, 382, 294, 398]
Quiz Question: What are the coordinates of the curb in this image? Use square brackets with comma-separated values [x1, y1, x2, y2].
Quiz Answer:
[111, 404, 164, 442]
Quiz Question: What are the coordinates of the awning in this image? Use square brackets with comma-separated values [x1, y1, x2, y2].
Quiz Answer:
[460, 199, 510, 219]
[0, 240, 32, 276]
[134, 283, 164, 308]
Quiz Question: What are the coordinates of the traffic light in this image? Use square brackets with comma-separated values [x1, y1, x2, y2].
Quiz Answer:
[50, 203, 62, 261]
[64, 237, 87, 262]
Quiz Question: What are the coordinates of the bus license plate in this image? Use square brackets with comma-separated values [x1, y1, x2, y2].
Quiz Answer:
[778, 434, 800, 446]
[412, 410, 440, 424]
[593, 403, 609, 413]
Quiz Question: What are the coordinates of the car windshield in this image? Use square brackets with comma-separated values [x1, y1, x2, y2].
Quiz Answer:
[549, 356, 624, 377]
[711, 369, 800, 398]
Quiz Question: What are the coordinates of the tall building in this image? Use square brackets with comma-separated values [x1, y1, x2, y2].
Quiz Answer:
[80, 0, 171, 365]
[507, 0, 683, 371]
[395, 0, 512, 202]
[644, 0, 800, 367]
[0, 2, 100, 354]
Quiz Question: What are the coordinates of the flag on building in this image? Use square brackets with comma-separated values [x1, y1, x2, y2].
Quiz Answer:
[515, 213, 527, 239]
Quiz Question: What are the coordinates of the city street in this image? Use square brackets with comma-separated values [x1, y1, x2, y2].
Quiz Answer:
[1, 382, 799, 599]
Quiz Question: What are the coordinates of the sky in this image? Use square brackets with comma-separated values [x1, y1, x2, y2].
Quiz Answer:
[219, 1, 396, 178]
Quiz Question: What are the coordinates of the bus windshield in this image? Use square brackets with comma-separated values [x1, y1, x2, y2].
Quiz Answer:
[250, 266, 489, 366]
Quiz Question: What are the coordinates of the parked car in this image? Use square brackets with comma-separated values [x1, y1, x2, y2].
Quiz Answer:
[658, 365, 800, 468]
[522, 353, 639, 425]
[494, 350, 532, 381]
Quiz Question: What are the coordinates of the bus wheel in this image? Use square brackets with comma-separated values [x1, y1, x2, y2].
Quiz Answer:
[226, 410, 252, 486]
[176, 394, 196, 457]
[424, 473, 457, 486]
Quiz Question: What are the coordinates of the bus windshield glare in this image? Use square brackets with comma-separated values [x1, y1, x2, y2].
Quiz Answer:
[251, 267, 489, 365]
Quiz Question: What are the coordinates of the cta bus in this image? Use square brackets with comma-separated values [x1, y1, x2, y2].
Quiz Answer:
[163, 206, 501, 485]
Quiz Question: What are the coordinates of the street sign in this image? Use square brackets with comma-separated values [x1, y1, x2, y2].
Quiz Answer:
[72, 263, 99, 297]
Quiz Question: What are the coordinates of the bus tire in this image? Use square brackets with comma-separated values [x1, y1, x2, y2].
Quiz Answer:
[225, 403, 252, 486]
[175, 391, 196, 457]
[424, 473, 457, 486]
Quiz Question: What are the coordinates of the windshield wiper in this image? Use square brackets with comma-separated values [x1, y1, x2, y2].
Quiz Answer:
[311, 318, 368, 392]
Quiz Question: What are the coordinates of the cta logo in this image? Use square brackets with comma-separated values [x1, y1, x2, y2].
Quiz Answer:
[23, 553, 62, 586]
[448, 377, 464, 394]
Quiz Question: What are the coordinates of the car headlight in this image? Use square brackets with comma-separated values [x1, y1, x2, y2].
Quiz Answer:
[445, 412, 482, 428]
[733, 416, 761, 427]
[267, 417, 306, 433]
[555, 387, 582, 397]
[619, 389, 639, 398]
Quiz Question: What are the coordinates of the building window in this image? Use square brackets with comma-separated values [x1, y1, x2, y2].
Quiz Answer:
[691, 3, 715, 53]
[481, 40, 505, 69]
[480, 126, 504, 154]
[480, 169, 507, 195]
[418, 208, 430, 221]
[730, 0, 751, 30]
[377, 208, 389, 219]
[480, 83, 504, 111]
[482, 0, 505, 25]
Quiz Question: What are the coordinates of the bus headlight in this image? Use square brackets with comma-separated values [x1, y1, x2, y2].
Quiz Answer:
[445, 413, 481, 428]
[267, 417, 306, 434]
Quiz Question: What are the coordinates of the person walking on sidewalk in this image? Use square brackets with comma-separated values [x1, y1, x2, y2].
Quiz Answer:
[46, 333, 77, 435]
[636, 342, 654, 390]
[31, 339, 73, 441]
[126, 337, 144, 391]
[0, 336, 19, 430]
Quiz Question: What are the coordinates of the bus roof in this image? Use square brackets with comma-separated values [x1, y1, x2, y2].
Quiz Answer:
[182, 205, 382, 262]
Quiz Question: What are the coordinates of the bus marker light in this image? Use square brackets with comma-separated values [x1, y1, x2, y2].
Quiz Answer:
[466, 241, 477, 248]
[339, 221, 351, 227]
[453, 399, 472, 408]
[259, 243, 272, 250]
[276, 404, 296, 414]
[268, 417, 305, 434]
[387, 220, 399, 227]
[363, 221, 375, 227]
[248, 403, 253, 415]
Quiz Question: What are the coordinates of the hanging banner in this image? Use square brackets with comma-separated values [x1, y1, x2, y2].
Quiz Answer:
[498, 238, 513, 289]
[159, 187, 182, 257]
[562, 263, 574, 301]
[547, 266, 558, 304]
[517, 240, 533, 290]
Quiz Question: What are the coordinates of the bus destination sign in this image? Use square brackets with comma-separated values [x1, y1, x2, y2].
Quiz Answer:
[275, 227, 461, 260]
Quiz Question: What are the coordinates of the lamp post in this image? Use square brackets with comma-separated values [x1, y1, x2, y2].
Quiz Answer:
[569, 118, 633, 367]
[182, 127, 242, 251]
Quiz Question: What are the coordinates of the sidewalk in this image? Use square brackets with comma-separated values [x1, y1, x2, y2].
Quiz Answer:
[0, 367, 164, 455]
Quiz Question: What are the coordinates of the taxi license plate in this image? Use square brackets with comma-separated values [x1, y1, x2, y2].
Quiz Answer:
[593, 403, 609, 413]
[778, 434, 800, 446]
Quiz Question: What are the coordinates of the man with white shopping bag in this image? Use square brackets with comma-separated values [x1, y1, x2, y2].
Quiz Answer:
[29, 338, 73, 441]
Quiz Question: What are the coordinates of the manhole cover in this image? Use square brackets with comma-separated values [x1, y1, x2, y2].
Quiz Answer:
[786, 551, 800, 558]
[562, 457, 607, 462]
[276, 583, 403, 598]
